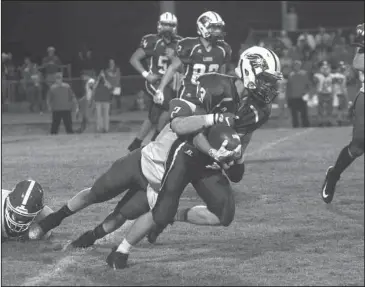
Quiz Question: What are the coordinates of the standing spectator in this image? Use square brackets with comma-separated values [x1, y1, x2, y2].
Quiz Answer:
[313, 61, 334, 126]
[21, 57, 43, 113]
[81, 49, 96, 79]
[4, 53, 18, 103]
[94, 70, 113, 133]
[47, 72, 78, 135]
[77, 75, 95, 133]
[278, 30, 293, 50]
[315, 27, 332, 52]
[104, 59, 122, 112]
[259, 30, 276, 50]
[280, 48, 293, 76]
[297, 31, 316, 51]
[286, 60, 311, 128]
[41, 46, 62, 108]
[285, 6, 298, 32]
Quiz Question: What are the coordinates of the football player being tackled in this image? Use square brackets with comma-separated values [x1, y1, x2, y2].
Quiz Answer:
[105, 45, 282, 269]
[128, 12, 182, 152]
[321, 23, 364, 203]
[2, 180, 53, 241]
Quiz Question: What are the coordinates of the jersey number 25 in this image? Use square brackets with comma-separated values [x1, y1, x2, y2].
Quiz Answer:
[191, 63, 219, 85]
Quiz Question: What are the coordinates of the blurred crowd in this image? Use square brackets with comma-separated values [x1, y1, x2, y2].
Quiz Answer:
[2, 26, 363, 133]
[241, 26, 363, 128]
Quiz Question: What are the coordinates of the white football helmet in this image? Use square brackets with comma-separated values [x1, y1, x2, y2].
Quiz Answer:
[157, 12, 178, 38]
[235, 46, 283, 104]
[197, 11, 225, 42]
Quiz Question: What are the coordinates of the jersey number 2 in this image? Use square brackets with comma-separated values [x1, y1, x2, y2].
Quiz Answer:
[191, 63, 219, 85]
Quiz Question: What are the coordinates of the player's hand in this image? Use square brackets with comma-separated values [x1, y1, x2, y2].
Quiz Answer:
[213, 113, 238, 127]
[209, 140, 235, 163]
[232, 144, 243, 161]
[146, 73, 161, 84]
[154, 89, 164, 105]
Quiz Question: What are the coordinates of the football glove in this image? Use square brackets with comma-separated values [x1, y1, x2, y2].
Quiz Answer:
[209, 140, 240, 163]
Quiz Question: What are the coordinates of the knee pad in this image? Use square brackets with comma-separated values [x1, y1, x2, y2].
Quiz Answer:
[349, 141, 364, 158]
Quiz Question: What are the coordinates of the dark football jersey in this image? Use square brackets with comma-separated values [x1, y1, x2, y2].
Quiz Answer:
[176, 37, 232, 100]
[139, 34, 183, 77]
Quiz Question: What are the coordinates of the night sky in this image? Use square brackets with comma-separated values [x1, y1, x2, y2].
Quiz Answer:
[2, 1, 363, 74]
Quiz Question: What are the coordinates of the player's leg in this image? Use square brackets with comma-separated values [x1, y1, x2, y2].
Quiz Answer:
[29, 149, 148, 237]
[106, 141, 195, 269]
[128, 84, 158, 151]
[71, 188, 149, 248]
[175, 169, 235, 227]
[321, 92, 364, 203]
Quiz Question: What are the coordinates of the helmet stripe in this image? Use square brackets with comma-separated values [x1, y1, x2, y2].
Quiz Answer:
[21, 180, 36, 206]
[239, 59, 244, 79]
[267, 48, 278, 71]
[212, 12, 219, 22]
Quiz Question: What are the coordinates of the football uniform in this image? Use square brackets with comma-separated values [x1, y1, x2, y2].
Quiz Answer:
[1, 189, 53, 240]
[331, 72, 348, 110]
[140, 34, 183, 124]
[176, 37, 232, 105]
[314, 72, 334, 123]
[151, 73, 272, 227]
[351, 71, 364, 146]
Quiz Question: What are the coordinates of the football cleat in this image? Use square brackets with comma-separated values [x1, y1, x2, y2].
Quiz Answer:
[71, 230, 97, 248]
[106, 246, 129, 269]
[321, 166, 340, 204]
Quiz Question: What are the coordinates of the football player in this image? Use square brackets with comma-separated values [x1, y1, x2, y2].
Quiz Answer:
[105, 46, 282, 269]
[128, 12, 183, 152]
[155, 11, 232, 110]
[2, 180, 53, 241]
[321, 23, 364, 203]
[332, 61, 349, 125]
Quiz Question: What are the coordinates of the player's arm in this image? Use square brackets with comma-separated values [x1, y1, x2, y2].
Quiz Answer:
[158, 55, 183, 92]
[353, 48, 364, 72]
[130, 35, 155, 78]
[219, 41, 232, 74]
[224, 132, 253, 183]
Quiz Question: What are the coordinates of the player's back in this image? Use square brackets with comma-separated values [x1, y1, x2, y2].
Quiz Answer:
[140, 125, 178, 191]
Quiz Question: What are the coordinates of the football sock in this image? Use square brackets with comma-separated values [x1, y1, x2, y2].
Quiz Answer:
[93, 224, 107, 239]
[332, 145, 355, 178]
[116, 238, 132, 254]
[39, 204, 73, 232]
[175, 208, 191, 222]
[150, 131, 160, 142]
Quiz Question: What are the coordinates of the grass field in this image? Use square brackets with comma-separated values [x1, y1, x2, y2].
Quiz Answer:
[1, 126, 364, 286]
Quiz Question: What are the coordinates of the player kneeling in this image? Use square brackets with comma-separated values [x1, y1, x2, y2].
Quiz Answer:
[2, 180, 53, 241]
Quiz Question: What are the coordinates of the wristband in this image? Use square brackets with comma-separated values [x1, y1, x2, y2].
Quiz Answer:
[142, 71, 149, 78]
[204, 114, 215, 127]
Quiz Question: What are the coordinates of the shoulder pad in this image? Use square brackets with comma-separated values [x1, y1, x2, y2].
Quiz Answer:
[176, 37, 200, 58]
[140, 34, 159, 50]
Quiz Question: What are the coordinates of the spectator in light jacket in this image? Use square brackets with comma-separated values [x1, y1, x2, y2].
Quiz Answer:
[47, 72, 78, 135]
[286, 60, 311, 128]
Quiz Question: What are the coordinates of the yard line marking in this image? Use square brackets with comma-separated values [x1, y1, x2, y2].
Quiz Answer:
[180, 128, 314, 200]
[21, 220, 135, 286]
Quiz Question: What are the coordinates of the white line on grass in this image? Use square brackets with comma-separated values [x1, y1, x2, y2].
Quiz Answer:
[21, 128, 313, 286]
[21, 221, 134, 286]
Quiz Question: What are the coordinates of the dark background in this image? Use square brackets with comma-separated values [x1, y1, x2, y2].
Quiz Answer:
[2, 1, 364, 75]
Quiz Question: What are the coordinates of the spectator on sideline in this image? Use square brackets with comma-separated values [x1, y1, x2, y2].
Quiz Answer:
[105, 58, 122, 112]
[3, 53, 18, 103]
[21, 57, 43, 113]
[77, 75, 95, 133]
[94, 70, 113, 133]
[280, 48, 293, 76]
[278, 30, 293, 50]
[315, 27, 332, 51]
[47, 72, 78, 135]
[286, 60, 311, 128]
[41, 46, 62, 109]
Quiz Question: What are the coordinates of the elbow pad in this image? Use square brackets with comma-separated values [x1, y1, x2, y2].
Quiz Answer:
[225, 162, 245, 183]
